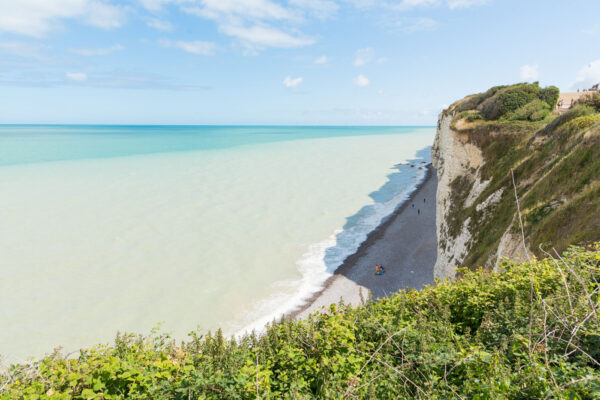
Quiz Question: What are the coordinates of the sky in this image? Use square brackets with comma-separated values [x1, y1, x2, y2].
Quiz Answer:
[0, 0, 599, 125]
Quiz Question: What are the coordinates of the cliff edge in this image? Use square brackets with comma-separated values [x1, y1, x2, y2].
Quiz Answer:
[432, 83, 600, 279]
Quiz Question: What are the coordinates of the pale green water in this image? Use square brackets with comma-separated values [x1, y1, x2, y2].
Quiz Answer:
[0, 126, 435, 362]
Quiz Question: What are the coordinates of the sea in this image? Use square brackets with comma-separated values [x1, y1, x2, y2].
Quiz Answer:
[0, 125, 435, 363]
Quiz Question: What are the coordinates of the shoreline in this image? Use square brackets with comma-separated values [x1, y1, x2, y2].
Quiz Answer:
[289, 164, 437, 319]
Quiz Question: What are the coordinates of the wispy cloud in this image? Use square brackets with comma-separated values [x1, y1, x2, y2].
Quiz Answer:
[283, 76, 303, 88]
[520, 64, 539, 81]
[70, 44, 124, 56]
[447, 0, 490, 9]
[0, 0, 127, 37]
[289, 0, 339, 19]
[219, 24, 314, 48]
[387, 0, 489, 10]
[353, 74, 370, 86]
[315, 55, 328, 64]
[0, 41, 48, 59]
[66, 72, 88, 82]
[395, 17, 436, 32]
[159, 39, 217, 55]
[573, 60, 600, 89]
[354, 47, 375, 66]
[581, 25, 599, 35]
[179, 0, 316, 50]
[146, 18, 173, 31]
[176, 40, 217, 55]
[1, 68, 211, 90]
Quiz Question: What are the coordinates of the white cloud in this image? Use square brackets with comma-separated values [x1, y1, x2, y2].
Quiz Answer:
[353, 74, 370, 86]
[390, 0, 438, 10]
[138, 0, 174, 11]
[447, 0, 489, 9]
[354, 47, 374, 66]
[376, 57, 388, 64]
[362, 0, 488, 11]
[0, 41, 47, 58]
[219, 24, 314, 48]
[66, 72, 88, 82]
[182, 1, 315, 50]
[283, 76, 303, 88]
[158, 39, 217, 55]
[393, 0, 488, 9]
[70, 44, 124, 56]
[315, 55, 328, 64]
[84, 1, 127, 29]
[146, 18, 173, 31]
[520, 64, 539, 81]
[184, 0, 293, 22]
[175, 40, 217, 55]
[289, 0, 339, 19]
[0, 0, 127, 37]
[573, 60, 600, 89]
[395, 17, 436, 32]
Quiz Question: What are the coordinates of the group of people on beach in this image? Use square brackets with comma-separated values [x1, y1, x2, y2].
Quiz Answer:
[411, 197, 426, 215]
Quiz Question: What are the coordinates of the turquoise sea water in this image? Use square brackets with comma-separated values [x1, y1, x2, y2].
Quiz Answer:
[0, 125, 435, 362]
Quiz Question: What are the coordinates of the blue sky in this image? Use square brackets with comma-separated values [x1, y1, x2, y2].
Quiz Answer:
[0, 0, 599, 125]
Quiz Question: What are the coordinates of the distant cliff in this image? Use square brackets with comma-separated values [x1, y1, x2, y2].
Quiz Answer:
[432, 83, 600, 279]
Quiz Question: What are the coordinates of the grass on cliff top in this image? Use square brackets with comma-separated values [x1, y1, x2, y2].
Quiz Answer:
[2, 246, 600, 400]
[443, 83, 600, 268]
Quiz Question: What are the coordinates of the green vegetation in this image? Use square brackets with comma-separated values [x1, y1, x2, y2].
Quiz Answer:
[2, 247, 600, 399]
[445, 83, 600, 268]
[576, 92, 600, 112]
[454, 82, 559, 121]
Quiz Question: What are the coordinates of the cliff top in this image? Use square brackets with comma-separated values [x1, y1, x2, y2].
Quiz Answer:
[437, 83, 600, 268]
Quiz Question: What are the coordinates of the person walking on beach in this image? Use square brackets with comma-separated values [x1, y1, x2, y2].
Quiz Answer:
[412, 203, 414, 208]
[418, 209, 420, 215]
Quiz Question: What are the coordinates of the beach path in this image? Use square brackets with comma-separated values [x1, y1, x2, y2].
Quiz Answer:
[294, 166, 438, 319]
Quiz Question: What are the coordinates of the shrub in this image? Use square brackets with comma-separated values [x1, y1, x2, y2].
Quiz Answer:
[476, 83, 560, 120]
[466, 111, 484, 122]
[576, 92, 600, 112]
[538, 85, 560, 109]
[538, 104, 596, 136]
[560, 114, 600, 134]
[506, 99, 550, 121]
[455, 93, 486, 113]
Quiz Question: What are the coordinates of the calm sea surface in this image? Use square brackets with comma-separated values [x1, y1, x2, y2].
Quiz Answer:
[0, 125, 434, 362]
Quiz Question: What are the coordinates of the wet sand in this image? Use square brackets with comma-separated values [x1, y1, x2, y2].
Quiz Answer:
[292, 164, 438, 319]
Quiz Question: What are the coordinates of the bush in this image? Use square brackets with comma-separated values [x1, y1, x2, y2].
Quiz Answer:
[539, 104, 596, 136]
[455, 93, 486, 113]
[466, 111, 484, 122]
[538, 85, 560, 109]
[476, 83, 560, 120]
[560, 113, 600, 133]
[576, 92, 600, 112]
[506, 99, 550, 121]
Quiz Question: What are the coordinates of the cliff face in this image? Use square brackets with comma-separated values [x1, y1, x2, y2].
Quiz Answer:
[430, 83, 600, 279]
[431, 112, 524, 279]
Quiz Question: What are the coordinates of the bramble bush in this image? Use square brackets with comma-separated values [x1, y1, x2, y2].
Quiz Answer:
[2, 245, 599, 399]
